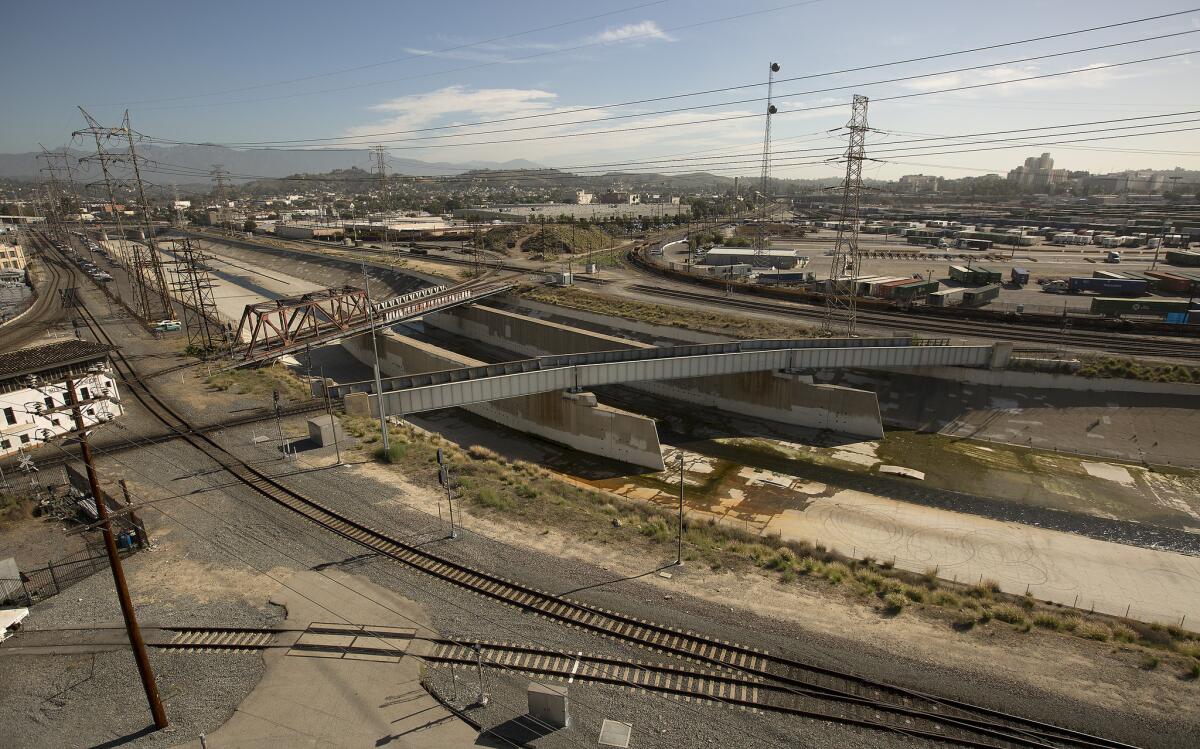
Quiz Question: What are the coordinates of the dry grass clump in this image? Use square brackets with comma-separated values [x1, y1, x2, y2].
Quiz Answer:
[990, 604, 1029, 627]
[1075, 622, 1112, 641]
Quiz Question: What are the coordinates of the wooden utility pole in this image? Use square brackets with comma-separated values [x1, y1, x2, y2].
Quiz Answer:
[64, 375, 168, 729]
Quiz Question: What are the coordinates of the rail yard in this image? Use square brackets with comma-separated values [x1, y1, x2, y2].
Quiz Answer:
[4, 5, 1200, 748]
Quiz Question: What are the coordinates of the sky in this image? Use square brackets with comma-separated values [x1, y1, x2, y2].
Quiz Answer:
[2, 0, 1199, 181]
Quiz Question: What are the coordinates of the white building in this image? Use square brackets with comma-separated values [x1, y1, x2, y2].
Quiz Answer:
[0, 340, 122, 458]
[700, 246, 806, 270]
[0, 240, 27, 272]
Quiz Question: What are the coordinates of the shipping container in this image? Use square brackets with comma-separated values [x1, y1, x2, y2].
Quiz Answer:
[961, 284, 1000, 306]
[890, 280, 941, 301]
[1165, 250, 1200, 267]
[927, 288, 964, 307]
[1092, 270, 1128, 280]
[1010, 267, 1029, 285]
[863, 277, 910, 296]
[1144, 272, 1195, 293]
[948, 265, 1002, 285]
[1089, 297, 1193, 317]
[1067, 277, 1147, 296]
[878, 278, 918, 298]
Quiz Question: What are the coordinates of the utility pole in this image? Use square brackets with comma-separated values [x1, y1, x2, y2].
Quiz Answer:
[60, 373, 167, 728]
[676, 451, 685, 566]
[822, 94, 870, 337]
[362, 263, 389, 454]
[321, 367, 341, 465]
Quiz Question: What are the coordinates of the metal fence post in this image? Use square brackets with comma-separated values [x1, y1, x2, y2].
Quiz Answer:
[47, 561, 60, 594]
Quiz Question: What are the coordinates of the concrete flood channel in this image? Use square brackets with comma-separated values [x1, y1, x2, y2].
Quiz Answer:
[296, 298, 1200, 628]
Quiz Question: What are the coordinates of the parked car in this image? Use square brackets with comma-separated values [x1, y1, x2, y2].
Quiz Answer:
[153, 319, 181, 332]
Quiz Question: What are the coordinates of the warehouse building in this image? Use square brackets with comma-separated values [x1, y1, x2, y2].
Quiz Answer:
[699, 247, 806, 270]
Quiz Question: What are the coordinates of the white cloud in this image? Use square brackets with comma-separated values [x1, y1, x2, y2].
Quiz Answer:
[899, 63, 1141, 97]
[588, 20, 675, 45]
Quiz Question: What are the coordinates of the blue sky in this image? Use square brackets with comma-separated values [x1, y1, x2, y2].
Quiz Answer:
[2, 0, 1199, 180]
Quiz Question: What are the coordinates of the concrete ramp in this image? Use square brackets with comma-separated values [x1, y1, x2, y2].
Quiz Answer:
[341, 331, 665, 470]
[427, 305, 886, 440]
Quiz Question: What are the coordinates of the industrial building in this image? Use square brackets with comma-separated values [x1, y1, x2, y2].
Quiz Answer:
[700, 246, 805, 269]
[0, 340, 122, 458]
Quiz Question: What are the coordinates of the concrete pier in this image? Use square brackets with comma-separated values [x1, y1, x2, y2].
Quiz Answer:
[341, 329, 665, 470]
[426, 304, 884, 439]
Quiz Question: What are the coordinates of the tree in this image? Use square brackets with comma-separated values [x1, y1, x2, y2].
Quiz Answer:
[243, 219, 257, 233]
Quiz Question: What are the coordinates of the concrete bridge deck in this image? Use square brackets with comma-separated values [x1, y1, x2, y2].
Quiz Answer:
[332, 337, 1006, 416]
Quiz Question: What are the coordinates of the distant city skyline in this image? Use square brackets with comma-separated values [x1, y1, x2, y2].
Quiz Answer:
[2, 0, 1198, 181]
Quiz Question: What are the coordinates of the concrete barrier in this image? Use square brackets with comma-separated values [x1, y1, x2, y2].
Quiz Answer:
[341, 330, 665, 470]
[426, 305, 884, 439]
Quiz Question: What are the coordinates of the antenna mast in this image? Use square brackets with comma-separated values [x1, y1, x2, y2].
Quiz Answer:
[753, 62, 780, 257]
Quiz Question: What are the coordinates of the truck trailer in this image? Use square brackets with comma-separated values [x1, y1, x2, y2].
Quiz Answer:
[1066, 277, 1147, 296]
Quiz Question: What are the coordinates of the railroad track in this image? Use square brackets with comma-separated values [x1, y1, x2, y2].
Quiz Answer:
[0, 234, 72, 351]
[66, 275, 1136, 748]
[626, 283, 1200, 360]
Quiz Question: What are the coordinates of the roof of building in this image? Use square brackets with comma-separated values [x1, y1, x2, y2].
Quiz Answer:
[703, 247, 803, 257]
[0, 340, 113, 383]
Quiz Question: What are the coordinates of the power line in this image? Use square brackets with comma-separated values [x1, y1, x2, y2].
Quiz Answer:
[158, 10, 1200, 147]
[139, 49, 1200, 155]
[119, 1, 829, 113]
[104, 0, 671, 107]
[137, 119, 1200, 186]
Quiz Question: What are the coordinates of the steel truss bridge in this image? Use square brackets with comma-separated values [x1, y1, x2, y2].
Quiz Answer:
[233, 280, 514, 365]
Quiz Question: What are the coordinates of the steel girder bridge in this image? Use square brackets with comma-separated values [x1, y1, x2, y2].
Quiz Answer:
[323, 336, 1008, 416]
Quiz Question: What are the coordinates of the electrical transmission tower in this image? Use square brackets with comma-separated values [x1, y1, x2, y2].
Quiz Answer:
[168, 238, 224, 354]
[821, 94, 870, 337]
[753, 62, 781, 258]
[371, 145, 392, 256]
[121, 111, 174, 320]
[39, 146, 89, 243]
[74, 108, 174, 322]
[210, 165, 232, 232]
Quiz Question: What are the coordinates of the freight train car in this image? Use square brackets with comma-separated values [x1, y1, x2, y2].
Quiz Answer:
[948, 265, 1002, 285]
[1090, 297, 1193, 317]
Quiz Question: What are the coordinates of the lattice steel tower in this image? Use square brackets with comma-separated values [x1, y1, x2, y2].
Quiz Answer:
[821, 95, 869, 336]
[168, 238, 224, 354]
[753, 62, 781, 258]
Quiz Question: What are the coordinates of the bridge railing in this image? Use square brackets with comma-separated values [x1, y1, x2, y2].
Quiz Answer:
[328, 335, 917, 398]
[373, 284, 448, 313]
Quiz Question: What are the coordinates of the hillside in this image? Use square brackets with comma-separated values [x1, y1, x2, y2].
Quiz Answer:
[482, 224, 613, 256]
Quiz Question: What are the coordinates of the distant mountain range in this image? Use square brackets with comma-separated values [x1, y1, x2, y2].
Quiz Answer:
[0, 143, 544, 183]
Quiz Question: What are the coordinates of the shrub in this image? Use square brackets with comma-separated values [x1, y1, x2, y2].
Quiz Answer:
[823, 562, 850, 584]
[780, 569, 797, 584]
[373, 443, 407, 463]
[952, 612, 977, 631]
[931, 591, 961, 608]
[764, 548, 797, 572]
[1075, 622, 1111, 641]
[1111, 624, 1138, 643]
[514, 483, 539, 499]
[467, 444, 503, 462]
[882, 592, 907, 614]
[901, 585, 927, 603]
[475, 486, 513, 511]
[1033, 613, 1063, 630]
[639, 517, 671, 543]
[1141, 654, 1160, 670]
[1189, 662, 1200, 680]
[991, 604, 1028, 626]
[854, 569, 885, 592]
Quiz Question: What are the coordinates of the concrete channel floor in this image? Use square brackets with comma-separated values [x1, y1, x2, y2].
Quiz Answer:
[169, 568, 480, 749]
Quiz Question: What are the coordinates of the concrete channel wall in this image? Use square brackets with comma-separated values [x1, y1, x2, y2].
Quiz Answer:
[341, 331, 666, 470]
[426, 304, 885, 439]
